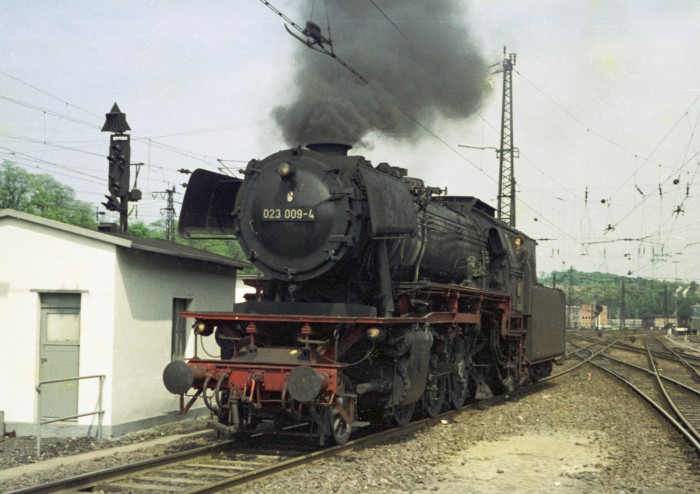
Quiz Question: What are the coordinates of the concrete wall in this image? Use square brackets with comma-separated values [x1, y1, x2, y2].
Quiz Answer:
[110, 249, 236, 434]
[0, 218, 118, 433]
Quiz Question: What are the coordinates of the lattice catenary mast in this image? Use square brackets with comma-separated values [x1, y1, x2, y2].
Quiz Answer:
[163, 186, 176, 242]
[497, 48, 518, 227]
[152, 186, 177, 241]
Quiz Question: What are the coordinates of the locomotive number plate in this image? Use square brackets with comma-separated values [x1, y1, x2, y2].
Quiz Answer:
[261, 208, 315, 221]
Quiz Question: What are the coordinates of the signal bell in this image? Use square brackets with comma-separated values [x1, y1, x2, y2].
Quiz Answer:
[101, 103, 131, 133]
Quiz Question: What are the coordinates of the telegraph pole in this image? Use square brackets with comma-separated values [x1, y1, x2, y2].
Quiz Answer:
[101, 103, 141, 233]
[620, 278, 626, 330]
[497, 47, 518, 227]
[567, 267, 575, 329]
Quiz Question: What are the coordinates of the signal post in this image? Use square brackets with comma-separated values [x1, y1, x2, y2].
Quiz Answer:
[101, 103, 141, 233]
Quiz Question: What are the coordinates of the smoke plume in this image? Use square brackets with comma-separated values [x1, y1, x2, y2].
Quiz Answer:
[272, 1, 489, 146]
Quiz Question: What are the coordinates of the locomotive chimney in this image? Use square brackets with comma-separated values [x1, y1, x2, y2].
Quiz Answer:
[306, 143, 352, 156]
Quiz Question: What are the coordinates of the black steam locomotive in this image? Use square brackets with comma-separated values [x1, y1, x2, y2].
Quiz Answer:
[163, 143, 565, 445]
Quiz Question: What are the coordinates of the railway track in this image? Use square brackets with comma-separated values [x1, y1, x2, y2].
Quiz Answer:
[6, 438, 288, 494]
[651, 336, 700, 379]
[8, 335, 589, 494]
[9, 397, 509, 494]
[567, 333, 700, 454]
[8, 435, 332, 494]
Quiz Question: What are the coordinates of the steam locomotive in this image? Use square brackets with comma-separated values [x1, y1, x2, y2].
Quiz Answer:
[163, 143, 565, 445]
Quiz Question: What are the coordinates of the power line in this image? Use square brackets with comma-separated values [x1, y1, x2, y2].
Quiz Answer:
[0, 69, 100, 119]
[515, 69, 644, 159]
[0, 150, 105, 185]
[0, 94, 101, 129]
[0, 131, 105, 158]
[399, 108, 494, 181]
[149, 119, 273, 138]
[0, 85, 247, 170]
[369, 0, 413, 45]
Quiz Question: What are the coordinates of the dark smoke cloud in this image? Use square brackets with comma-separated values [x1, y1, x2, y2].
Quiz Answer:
[272, 1, 489, 146]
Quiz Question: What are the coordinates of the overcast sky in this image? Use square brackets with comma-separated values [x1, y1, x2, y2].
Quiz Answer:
[2, 1, 699, 282]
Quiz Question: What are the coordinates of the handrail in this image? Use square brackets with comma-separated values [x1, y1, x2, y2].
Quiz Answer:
[35, 374, 105, 458]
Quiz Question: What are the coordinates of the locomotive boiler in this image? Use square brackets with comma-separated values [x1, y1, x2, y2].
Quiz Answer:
[163, 143, 565, 445]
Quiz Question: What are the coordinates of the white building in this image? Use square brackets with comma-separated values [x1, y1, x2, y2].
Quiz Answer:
[0, 209, 246, 437]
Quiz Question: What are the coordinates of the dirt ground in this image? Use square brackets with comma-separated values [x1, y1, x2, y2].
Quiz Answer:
[414, 431, 607, 494]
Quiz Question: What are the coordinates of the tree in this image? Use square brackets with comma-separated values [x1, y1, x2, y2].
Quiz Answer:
[0, 161, 96, 229]
[0, 161, 32, 210]
[123, 216, 255, 272]
[542, 267, 700, 323]
[127, 221, 153, 238]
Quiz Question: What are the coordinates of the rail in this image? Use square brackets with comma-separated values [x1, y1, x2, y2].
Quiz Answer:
[35, 374, 105, 457]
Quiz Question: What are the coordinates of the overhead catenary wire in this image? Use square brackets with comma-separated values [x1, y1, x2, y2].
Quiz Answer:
[516, 68, 700, 234]
[258, 0, 369, 84]
[369, 0, 413, 45]
[513, 66, 700, 275]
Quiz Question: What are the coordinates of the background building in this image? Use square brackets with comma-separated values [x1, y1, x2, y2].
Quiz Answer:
[641, 315, 678, 330]
[567, 304, 608, 329]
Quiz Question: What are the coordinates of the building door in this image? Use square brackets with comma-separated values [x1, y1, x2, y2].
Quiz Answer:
[171, 298, 192, 361]
[39, 293, 81, 419]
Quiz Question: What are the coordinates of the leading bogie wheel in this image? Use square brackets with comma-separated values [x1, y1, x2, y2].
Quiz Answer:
[326, 406, 351, 445]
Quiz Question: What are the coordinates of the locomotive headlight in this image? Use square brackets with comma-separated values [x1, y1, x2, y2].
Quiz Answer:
[277, 162, 296, 180]
[366, 327, 385, 342]
[193, 320, 214, 337]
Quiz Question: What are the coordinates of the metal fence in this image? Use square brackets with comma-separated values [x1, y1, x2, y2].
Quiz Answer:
[35, 374, 105, 457]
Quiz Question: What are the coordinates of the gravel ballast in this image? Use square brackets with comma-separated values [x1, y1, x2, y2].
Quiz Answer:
[230, 366, 700, 494]
[2, 365, 700, 493]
